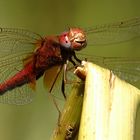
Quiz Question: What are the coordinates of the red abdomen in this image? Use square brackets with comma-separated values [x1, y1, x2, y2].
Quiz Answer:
[0, 63, 35, 95]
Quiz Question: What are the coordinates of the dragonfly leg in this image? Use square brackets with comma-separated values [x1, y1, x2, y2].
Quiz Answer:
[61, 59, 84, 100]
[61, 60, 69, 99]
[61, 79, 66, 98]
[68, 52, 82, 70]
[49, 66, 62, 93]
[48, 91, 62, 124]
[61, 59, 79, 99]
[73, 52, 81, 64]
[46, 66, 63, 118]
[69, 57, 76, 66]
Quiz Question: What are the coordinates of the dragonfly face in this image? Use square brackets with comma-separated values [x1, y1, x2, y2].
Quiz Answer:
[59, 28, 87, 51]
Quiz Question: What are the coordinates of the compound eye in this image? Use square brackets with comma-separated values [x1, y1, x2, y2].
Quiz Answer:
[60, 34, 71, 48]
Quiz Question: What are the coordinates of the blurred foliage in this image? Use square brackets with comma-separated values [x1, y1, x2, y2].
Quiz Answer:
[0, 0, 139, 140]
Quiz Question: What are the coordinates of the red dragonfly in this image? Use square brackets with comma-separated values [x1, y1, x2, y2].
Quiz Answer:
[0, 17, 140, 105]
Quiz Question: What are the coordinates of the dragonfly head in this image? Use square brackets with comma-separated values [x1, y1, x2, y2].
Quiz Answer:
[59, 28, 87, 51]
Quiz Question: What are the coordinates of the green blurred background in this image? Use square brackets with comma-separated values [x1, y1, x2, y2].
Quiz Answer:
[0, 0, 139, 140]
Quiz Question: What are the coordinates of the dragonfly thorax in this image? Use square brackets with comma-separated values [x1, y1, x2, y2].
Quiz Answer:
[59, 28, 87, 51]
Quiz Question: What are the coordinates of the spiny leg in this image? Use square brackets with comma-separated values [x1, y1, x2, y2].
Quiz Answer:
[61, 60, 69, 99]
[48, 66, 63, 123]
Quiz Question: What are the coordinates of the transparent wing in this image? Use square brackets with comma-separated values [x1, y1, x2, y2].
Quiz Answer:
[0, 28, 41, 105]
[85, 17, 140, 45]
[77, 54, 140, 84]
[0, 84, 34, 105]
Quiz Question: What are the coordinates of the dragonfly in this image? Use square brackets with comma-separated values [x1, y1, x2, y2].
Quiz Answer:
[0, 17, 140, 105]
